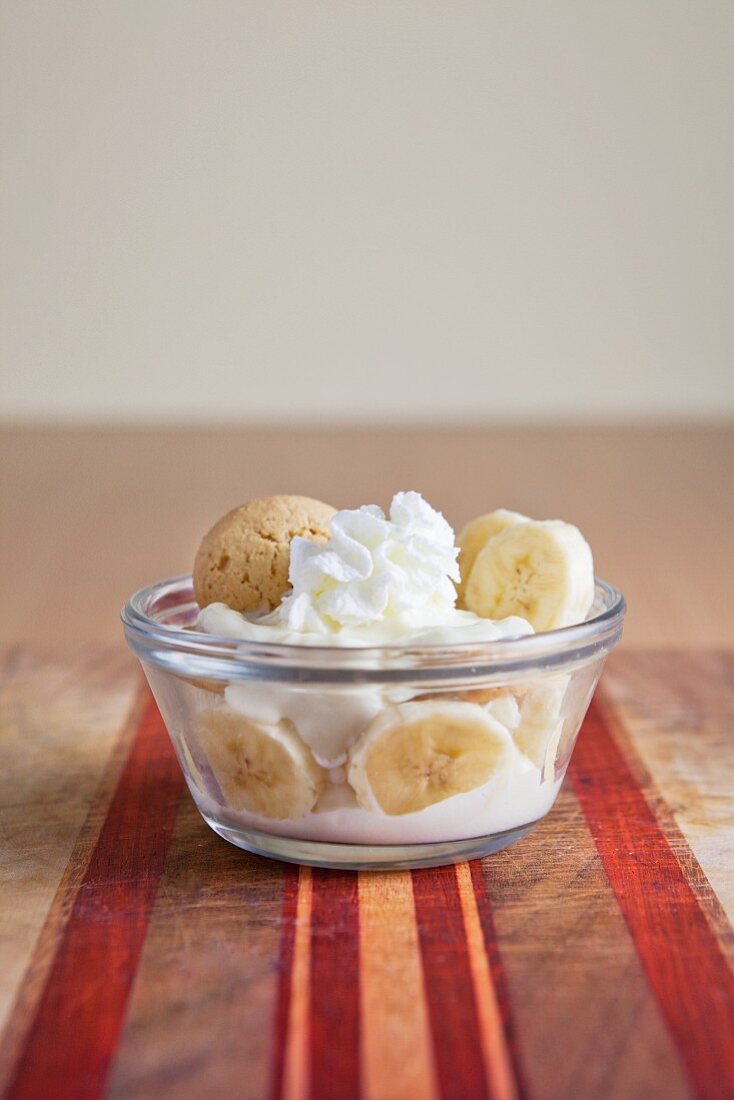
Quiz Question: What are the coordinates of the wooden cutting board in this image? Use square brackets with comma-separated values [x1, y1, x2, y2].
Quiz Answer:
[0, 647, 732, 1100]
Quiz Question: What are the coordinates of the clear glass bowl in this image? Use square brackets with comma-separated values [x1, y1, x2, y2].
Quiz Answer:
[122, 575, 625, 870]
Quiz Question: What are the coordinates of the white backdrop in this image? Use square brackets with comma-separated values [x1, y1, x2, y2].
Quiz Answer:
[1, 1, 732, 421]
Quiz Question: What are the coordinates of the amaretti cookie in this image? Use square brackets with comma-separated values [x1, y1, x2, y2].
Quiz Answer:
[193, 495, 336, 613]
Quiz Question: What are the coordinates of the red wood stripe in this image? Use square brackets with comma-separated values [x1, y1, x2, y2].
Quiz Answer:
[412, 865, 490, 1100]
[468, 861, 529, 1100]
[6, 693, 184, 1100]
[309, 870, 361, 1100]
[569, 696, 734, 1100]
[269, 865, 300, 1100]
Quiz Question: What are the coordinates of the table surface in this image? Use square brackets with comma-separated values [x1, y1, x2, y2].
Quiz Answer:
[1, 646, 733, 1100]
[1, 422, 733, 646]
[1, 424, 733, 1099]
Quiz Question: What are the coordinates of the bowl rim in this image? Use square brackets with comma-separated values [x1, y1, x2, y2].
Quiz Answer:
[121, 573, 626, 674]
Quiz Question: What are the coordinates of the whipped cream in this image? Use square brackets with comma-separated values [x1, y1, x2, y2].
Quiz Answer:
[282, 490, 458, 630]
[197, 491, 533, 647]
[224, 681, 387, 767]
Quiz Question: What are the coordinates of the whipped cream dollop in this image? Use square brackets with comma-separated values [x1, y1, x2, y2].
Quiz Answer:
[197, 491, 533, 646]
[280, 491, 458, 631]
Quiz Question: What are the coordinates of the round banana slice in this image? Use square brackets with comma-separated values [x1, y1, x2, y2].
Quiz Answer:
[485, 693, 522, 731]
[512, 677, 569, 777]
[456, 508, 529, 606]
[197, 709, 326, 820]
[347, 701, 516, 816]
[464, 519, 594, 632]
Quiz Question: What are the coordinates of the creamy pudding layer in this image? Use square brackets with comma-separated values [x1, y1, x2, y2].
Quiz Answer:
[196, 766, 563, 845]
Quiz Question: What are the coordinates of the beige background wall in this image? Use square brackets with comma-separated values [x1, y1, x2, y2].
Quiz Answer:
[1, 1, 732, 422]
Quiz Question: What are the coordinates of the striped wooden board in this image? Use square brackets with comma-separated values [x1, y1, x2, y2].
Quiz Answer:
[1, 647, 733, 1100]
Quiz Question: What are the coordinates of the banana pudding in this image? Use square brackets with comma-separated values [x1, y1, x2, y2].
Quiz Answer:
[122, 489, 624, 867]
[171, 492, 591, 846]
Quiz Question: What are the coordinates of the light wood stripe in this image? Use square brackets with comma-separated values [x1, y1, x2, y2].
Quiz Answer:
[105, 794, 285, 1100]
[480, 785, 692, 1100]
[0, 648, 140, 1094]
[455, 862, 517, 1100]
[282, 866, 312, 1100]
[2, 649, 732, 1099]
[569, 695, 734, 1100]
[603, 651, 734, 930]
[359, 871, 439, 1100]
[7, 696, 183, 1100]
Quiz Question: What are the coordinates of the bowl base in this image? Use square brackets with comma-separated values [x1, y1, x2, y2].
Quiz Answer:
[201, 814, 542, 870]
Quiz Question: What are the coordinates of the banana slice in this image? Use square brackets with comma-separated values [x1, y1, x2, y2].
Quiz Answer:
[347, 701, 516, 815]
[485, 693, 522, 731]
[554, 664, 602, 768]
[456, 509, 529, 605]
[197, 708, 326, 819]
[512, 677, 569, 777]
[464, 519, 594, 632]
[172, 671, 226, 695]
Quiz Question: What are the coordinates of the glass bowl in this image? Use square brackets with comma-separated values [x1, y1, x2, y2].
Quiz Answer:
[122, 575, 625, 870]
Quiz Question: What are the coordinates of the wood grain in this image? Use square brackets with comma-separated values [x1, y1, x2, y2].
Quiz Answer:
[478, 787, 692, 1100]
[569, 697, 734, 1100]
[6, 699, 183, 1100]
[1, 647, 733, 1100]
[0, 646, 139, 1090]
[412, 865, 493, 1100]
[603, 650, 734, 926]
[1, 423, 732, 647]
[455, 862, 517, 1100]
[281, 867, 312, 1100]
[358, 872, 438, 1100]
[309, 871, 361, 1100]
[107, 800, 286, 1100]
